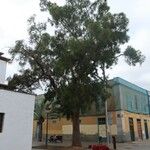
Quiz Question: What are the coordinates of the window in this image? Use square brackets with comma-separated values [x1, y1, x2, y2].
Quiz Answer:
[0, 113, 4, 132]
[135, 95, 138, 110]
[98, 118, 106, 125]
[52, 120, 56, 123]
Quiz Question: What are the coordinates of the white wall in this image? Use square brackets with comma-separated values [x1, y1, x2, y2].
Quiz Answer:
[0, 60, 7, 84]
[0, 90, 35, 150]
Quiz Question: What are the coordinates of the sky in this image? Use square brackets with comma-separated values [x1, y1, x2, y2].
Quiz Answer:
[0, 0, 150, 90]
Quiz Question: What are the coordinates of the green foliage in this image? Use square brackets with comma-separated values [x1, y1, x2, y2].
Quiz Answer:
[124, 46, 145, 66]
[34, 95, 56, 121]
[34, 96, 46, 121]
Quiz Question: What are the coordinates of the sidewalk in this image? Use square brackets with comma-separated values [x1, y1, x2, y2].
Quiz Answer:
[32, 139, 150, 150]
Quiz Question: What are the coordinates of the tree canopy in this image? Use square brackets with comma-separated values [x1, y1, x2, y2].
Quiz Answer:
[8, 0, 145, 147]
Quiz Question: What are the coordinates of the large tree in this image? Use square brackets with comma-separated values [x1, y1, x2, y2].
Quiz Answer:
[8, 0, 145, 147]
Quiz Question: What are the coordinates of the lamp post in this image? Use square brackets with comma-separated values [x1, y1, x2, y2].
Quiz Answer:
[97, 118, 100, 144]
[45, 111, 49, 148]
[105, 100, 109, 145]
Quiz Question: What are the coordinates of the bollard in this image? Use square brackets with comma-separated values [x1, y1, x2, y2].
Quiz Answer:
[112, 136, 116, 150]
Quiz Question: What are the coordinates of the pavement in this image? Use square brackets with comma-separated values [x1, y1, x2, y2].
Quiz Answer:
[116, 140, 150, 150]
[32, 139, 150, 150]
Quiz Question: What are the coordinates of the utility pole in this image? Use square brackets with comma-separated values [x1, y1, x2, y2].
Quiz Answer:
[45, 112, 49, 147]
[105, 100, 109, 145]
[97, 118, 100, 143]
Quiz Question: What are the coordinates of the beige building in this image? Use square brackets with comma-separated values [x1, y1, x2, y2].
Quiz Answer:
[33, 77, 150, 142]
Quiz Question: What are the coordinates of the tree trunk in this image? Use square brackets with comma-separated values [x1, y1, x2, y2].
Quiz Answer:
[72, 113, 82, 147]
[37, 122, 43, 141]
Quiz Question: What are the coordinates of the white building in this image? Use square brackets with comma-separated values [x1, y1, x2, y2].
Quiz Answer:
[0, 52, 7, 84]
[0, 52, 35, 150]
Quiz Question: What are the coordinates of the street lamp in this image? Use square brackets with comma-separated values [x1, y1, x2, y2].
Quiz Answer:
[105, 100, 109, 145]
[45, 110, 49, 148]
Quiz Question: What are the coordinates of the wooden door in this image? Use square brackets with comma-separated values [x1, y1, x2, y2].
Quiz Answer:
[137, 119, 143, 140]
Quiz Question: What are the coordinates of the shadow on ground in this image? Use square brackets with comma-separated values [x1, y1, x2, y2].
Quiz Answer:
[32, 145, 86, 150]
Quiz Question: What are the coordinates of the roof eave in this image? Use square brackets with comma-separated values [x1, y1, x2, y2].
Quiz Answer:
[0, 56, 10, 62]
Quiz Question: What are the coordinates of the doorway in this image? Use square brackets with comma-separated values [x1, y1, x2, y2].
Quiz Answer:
[137, 119, 143, 140]
[129, 118, 135, 141]
[144, 120, 149, 139]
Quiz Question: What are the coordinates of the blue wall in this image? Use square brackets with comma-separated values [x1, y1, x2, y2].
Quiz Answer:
[111, 77, 149, 114]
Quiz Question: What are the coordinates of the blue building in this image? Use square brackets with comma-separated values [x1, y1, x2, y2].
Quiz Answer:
[106, 77, 150, 142]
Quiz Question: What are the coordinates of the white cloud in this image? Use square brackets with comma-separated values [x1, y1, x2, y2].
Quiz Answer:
[107, 0, 150, 90]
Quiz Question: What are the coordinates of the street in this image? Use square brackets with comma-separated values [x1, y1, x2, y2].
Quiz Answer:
[32, 139, 150, 150]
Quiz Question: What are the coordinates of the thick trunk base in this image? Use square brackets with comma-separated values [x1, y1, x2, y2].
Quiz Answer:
[37, 122, 43, 142]
[72, 113, 82, 147]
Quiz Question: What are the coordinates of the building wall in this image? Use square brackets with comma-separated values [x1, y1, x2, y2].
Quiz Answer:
[34, 109, 150, 143]
[112, 77, 149, 114]
[34, 110, 150, 142]
[0, 89, 35, 150]
[35, 114, 117, 141]
[34, 77, 150, 142]
[43, 119, 63, 135]
[62, 116, 99, 136]
[120, 85, 148, 114]
[111, 78, 150, 142]
[0, 60, 7, 84]
[111, 83, 121, 110]
[116, 110, 150, 142]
